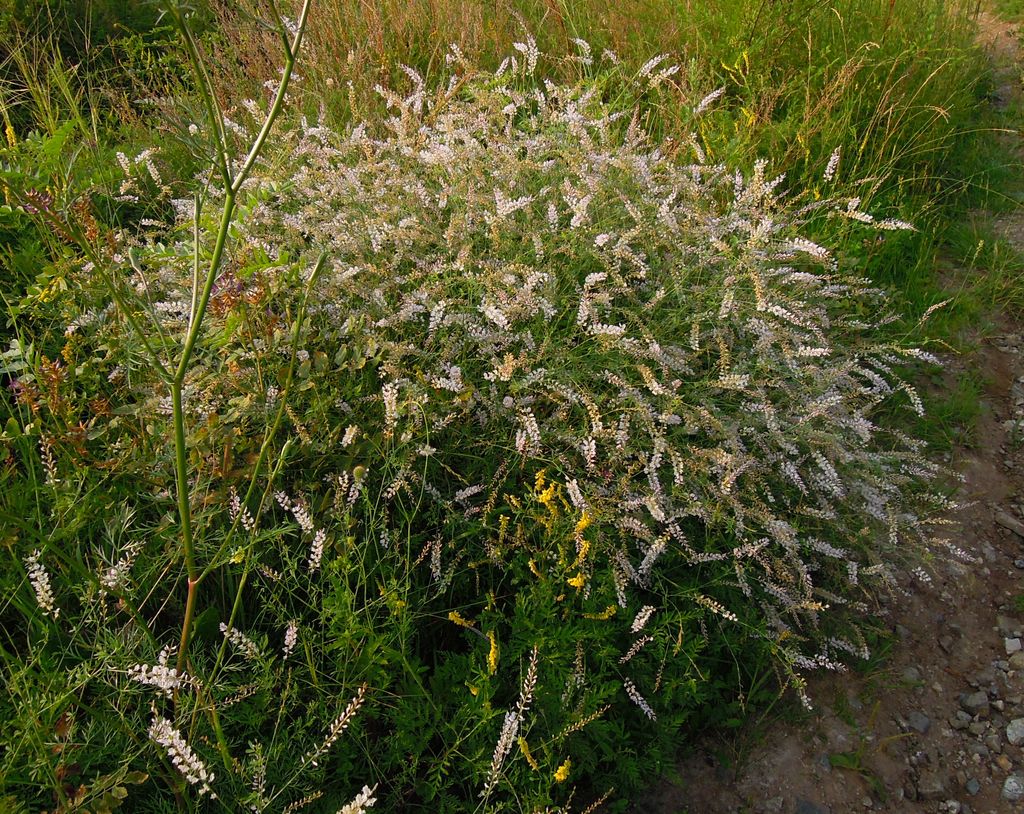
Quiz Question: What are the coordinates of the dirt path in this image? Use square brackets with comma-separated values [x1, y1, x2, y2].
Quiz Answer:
[642, 9, 1024, 814]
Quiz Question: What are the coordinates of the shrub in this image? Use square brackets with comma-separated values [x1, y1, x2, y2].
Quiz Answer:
[1, 45, 958, 813]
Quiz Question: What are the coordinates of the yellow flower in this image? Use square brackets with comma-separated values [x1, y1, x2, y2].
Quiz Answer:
[553, 758, 571, 782]
[487, 630, 499, 674]
[449, 610, 474, 628]
[537, 483, 556, 509]
[567, 572, 586, 590]
[583, 604, 618, 620]
[573, 510, 592, 536]
[518, 737, 539, 770]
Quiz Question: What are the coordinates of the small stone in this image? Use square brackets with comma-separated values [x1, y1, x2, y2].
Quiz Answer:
[942, 802, 961, 814]
[966, 778, 981, 795]
[1003, 774, 1024, 802]
[1011, 652, 1024, 671]
[760, 796, 784, 813]
[917, 771, 947, 800]
[999, 616, 1024, 638]
[907, 711, 932, 734]
[997, 754, 1014, 772]
[961, 691, 991, 717]
[1009, 719, 1024, 746]
[1015, 558, 1024, 569]
[968, 721, 988, 735]
[902, 665, 923, 683]
[1006, 638, 1022, 655]
[986, 733, 1004, 754]
[861, 796, 872, 808]
[939, 634, 955, 653]
[996, 510, 1024, 538]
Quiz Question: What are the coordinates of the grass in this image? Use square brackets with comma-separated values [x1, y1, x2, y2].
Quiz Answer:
[1, 0, 1023, 812]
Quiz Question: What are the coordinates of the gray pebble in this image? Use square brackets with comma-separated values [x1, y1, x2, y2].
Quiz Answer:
[907, 711, 932, 734]
[1008, 718, 1024, 745]
[917, 771, 948, 801]
[961, 691, 990, 717]
[902, 665, 922, 683]
[966, 777, 981, 795]
[996, 510, 1024, 538]
[1003, 774, 1024, 802]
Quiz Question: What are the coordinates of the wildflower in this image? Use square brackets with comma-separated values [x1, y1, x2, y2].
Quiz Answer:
[487, 630, 500, 674]
[573, 509, 592, 536]
[583, 605, 618, 620]
[694, 86, 725, 115]
[337, 785, 378, 814]
[481, 710, 520, 797]
[149, 714, 216, 798]
[309, 528, 327, 571]
[24, 550, 58, 619]
[623, 678, 656, 721]
[219, 623, 262, 661]
[129, 647, 185, 697]
[553, 758, 571, 782]
[449, 610, 475, 628]
[283, 621, 299, 659]
[823, 146, 841, 181]
[307, 684, 368, 767]
[631, 605, 656, 633]
[619, 634, 653, 664]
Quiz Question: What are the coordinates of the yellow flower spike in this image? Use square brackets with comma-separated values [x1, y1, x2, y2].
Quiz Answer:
[583, 604, 618, 620]
[518, 737, 539, 770]
[553, 759, 571, 783]
[538, 483, 556, 507]
[574, 510, 592, 536]
[567, 572, 586, 590]
[468, 684, 479, 697]
[487, 630, 499, 675]
[448, 610, 474, 628]
[498, 514, 510, 544]
[528, 559, 544, 579]
[534, 468, 546, 493]
[5, 121, 16, 149]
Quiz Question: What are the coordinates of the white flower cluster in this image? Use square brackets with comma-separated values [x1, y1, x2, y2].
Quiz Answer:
[283, 621, 299, 659]
[129, 646, 186, 697]
[337, 785, 378, 814]
[24, 550, 59, 619]
[219, 623, 262, 661]
[148, 714, 216, 798]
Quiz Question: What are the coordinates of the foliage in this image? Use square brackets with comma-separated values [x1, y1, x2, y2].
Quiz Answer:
[0, 36, 965, 811]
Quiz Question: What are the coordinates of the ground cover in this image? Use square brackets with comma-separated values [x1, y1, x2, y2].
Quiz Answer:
[0, 2, 1019, 813]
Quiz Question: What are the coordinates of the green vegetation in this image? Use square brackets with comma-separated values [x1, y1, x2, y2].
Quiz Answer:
[0, 1, 1020, 812]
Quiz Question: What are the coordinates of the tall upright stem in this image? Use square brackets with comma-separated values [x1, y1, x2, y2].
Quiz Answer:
[168, 0, 313, 681]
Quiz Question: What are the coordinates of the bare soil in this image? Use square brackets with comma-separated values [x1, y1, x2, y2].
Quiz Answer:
[641, 9, 1024, 814]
